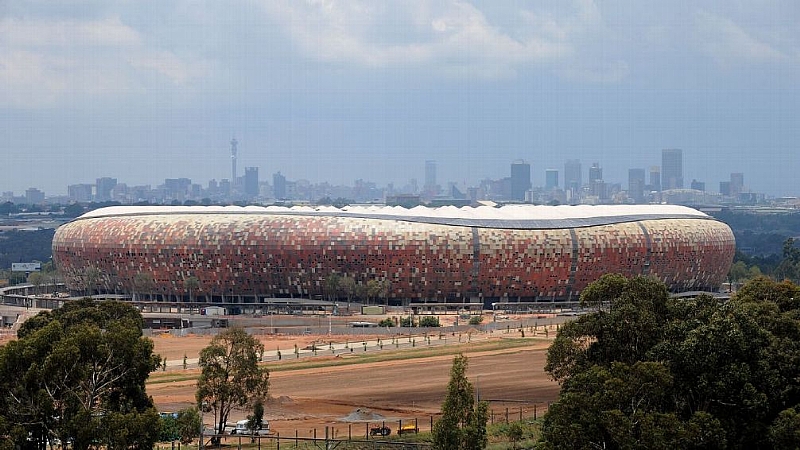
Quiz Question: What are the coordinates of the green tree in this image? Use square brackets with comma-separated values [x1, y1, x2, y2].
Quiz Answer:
[175, 407, 201, 444]
[419, 316, 441, 327]
[28, 271, 44, 295]
[0, 299, 161, 450]
[184, 276, 200, 302]
[432, 354, 489, 450]
[133, 272, 155, 301]
[340, 276, 356, 303]
[324, 273, 341, 301]
[540, 274, 800, 449]
[247, 400, 265, 432]
[196, 328, 270, 438]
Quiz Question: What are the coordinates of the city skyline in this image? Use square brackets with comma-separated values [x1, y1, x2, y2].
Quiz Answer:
[2, 153, 767, 207]
[2, 2, 799, 197]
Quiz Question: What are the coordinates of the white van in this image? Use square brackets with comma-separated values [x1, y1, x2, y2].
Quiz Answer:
[233, 419, 270, 435]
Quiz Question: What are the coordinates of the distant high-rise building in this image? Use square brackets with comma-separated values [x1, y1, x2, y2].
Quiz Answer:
[564, 160, 582, 193]
[273, 172, 287, 199]
[510, 160, 531, 202]
[545, 169, 559, 190]
[424, 160, 438, 196]
[720, 181, 731, 197]
[588, 163, 606, 199]
[649, 166, 661, 192]
[628, 169, 646, 203]
[661, 149, 683, 190]
[25, 188, 45, 204]
[589, 163, 603, 183]
[95, 177, 118, 202]
[690, 179, 706, 192]
[730, 173, 744, 198]
[245, 167, 259, 198]
[68, 184, 94, 203]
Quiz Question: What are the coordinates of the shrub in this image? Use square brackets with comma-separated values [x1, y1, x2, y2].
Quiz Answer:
[419, 316, 441, 327]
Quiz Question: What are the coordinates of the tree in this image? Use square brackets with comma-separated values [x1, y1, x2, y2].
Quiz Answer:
[0, 299, 162, 450]
[419, 316, 441, 327]
[340, 276, 356, 303]
[133, 272, 155, 301]
[247, 400, 265, 432]
[175, 408, 202, 444]
[81, 265, 101, 296]
[196, 328, 270, 439]
[324, 274, 341, 302]
[540, 274, 800, 449]
[28, 271, 44, 295]
[184, 276, 200, 302]
[432, 354, 489, 450]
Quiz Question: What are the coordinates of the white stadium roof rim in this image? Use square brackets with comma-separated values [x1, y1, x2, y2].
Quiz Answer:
[71, 204, 716, 230]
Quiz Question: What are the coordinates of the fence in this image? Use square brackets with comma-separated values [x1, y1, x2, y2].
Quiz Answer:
[158, 407, 544, 450]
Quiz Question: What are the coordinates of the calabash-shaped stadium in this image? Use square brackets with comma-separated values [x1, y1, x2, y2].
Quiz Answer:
[52, 204, 735, 305]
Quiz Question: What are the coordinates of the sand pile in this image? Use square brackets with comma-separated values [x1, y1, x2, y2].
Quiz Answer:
[341, 408, 385, 422]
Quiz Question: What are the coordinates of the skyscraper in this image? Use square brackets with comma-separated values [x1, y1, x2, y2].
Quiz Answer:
[730, 173, 744, 198]
[510, 160, 531, 202]
[273, 172, 286, 199]
[95, 177, 118, 202]
[588, 163, 602, 183]
[245, 167, 259, 198]
[628, 168, 646, 203]
[564, 160, 582, 193]
[545, 169, 559, 190]
[662, 149, 683, 190]
[588, 162, 606, 199]
[649, 166, 661, 192]
[424, 160, 438, 197]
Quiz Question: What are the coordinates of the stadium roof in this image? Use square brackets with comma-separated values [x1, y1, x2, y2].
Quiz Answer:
[75, 204, 713, 230]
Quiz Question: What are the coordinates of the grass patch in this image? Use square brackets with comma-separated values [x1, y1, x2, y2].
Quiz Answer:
[487, 419, 543, 449]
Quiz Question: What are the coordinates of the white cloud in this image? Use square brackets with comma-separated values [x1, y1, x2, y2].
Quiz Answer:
[0, 14, 203, 107]
[0, 16, 141, 47]
[261, 1, 575, 78]
[694, 10, 787, 65]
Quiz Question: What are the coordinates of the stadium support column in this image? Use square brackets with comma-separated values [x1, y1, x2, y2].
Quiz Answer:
[470, 227, 482, 306]
[567, 229, 580, 301]
[637, 223, 652, 276]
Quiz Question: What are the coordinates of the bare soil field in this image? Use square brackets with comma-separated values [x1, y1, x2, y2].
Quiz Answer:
[148, 331, 560, 437]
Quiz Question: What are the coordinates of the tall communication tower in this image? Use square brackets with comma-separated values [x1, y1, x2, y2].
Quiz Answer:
[230, 138, 238, 184]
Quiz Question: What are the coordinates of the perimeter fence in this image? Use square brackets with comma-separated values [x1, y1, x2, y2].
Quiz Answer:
[158, 406, 544, 450]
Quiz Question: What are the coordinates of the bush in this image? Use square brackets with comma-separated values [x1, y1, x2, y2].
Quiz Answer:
[419, 316, 441, 327]
[378, 318, 394, 327]
[468, 315, 483, 325]
[400, 316, 415, 327]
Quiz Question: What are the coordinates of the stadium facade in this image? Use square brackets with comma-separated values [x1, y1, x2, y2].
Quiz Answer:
[52, 205, 735, 305]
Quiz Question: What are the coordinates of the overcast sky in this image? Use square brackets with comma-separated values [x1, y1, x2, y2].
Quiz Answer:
[2, 1, 799, 197]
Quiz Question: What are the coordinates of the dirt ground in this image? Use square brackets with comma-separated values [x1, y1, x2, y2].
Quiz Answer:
[148, 331, 560, 437]
[1, 313, 562, 438]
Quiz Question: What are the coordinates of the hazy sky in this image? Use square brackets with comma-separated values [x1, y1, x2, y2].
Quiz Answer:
[2, 1, 799, 197]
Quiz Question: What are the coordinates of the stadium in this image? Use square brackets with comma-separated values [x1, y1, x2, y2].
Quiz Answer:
[52, 204, 735, 306]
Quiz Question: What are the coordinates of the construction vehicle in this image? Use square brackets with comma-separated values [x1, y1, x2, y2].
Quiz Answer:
[369, 425, 391, 436]
[397, 423, 419, 435]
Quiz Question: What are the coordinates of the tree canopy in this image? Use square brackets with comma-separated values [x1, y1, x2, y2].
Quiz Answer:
[432, 354, 489, 450]
[540, 274, 800, 449]
[196, 327, 270, 439]
[0, 299, 162, 450]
